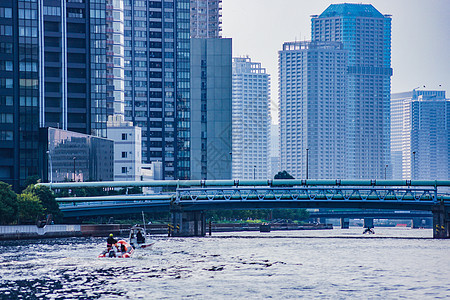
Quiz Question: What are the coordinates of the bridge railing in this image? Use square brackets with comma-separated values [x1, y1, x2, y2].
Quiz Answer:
[38, 179, 450, 189]
[175, 187, 439, 204]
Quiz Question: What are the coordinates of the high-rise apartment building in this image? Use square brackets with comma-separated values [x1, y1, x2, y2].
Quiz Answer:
[391, 90, 450, 180]
[279, 41, 347, 179]
[106, 0, 125, 118]
[0, 0, 107, 189]
[190, 0, 221, 38]
[269, 123, 280, 178]
[123, 0, 190, 179]
[311, 4, 392, 179]
[232, 57, 270, 180]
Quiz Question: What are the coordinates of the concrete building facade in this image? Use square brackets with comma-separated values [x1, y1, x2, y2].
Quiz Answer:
[279, 41, 347, 179]
[107, 115, 142, 181]
[190, 0, 221, 38]
[269, 123, 280, 178]
[232, 57, 270, 180]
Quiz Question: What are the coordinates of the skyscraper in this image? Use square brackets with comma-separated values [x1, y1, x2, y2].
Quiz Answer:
[42, 0, 108, 137]
[0, 0, 107, 189]
[232, 57, 270, 180]
[190, 0, 231, 180]
[123, 0, 190, 179]
[106, 0, 125, 119]
[311, 4, 392, 179]
[391, 90, 450, 180]
[279, 41, 347, 179]
[190, 38, 232, 180]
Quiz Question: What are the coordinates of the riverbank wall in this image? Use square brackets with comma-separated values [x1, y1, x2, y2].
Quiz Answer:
[0, 223, 332, 240]
[209, 223, 332, 232]
[0, 225, 83, 240]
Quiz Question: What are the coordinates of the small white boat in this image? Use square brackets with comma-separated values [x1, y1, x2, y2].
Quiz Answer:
[129, 225, 155, 249]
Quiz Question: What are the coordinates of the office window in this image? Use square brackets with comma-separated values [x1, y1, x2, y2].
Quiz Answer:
[122, 152, 127, 158]
[122, 133, 127, 140]
[122, 167, 127, 173]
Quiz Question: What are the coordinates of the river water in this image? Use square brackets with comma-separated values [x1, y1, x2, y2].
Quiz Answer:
[0, 228, 449, 299]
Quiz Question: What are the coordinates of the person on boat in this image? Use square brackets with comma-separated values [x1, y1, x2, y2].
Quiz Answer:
[120, 243, 127, 253]
[136, 230, 145, 244]
[107, 233, 119, 251]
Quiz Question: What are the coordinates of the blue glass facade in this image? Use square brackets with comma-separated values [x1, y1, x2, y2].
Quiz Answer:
[40, 127, 113, 182]
[0, 0, 107, 190]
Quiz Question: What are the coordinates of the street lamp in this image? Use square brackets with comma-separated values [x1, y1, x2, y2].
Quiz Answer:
[46, 150, 53, 183]
[306, 148, 309, 180]
[73, 157, 76, 182]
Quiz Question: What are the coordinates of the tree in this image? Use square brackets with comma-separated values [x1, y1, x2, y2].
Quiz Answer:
[0, 181, 18, 225]
[23, 185, 63, 222]
[23, 175, 41, 190]
[18, 193, 43, 224]
[274, 171, 295, 179]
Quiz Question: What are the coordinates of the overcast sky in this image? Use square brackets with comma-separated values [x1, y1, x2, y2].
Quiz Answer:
[222, 0, 450, 117]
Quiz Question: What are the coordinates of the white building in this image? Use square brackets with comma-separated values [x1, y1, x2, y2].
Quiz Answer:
[107, 115, 142, 181]
[391, 90, 450, 180]
[279, 41, 347, 179]
[232, 57, 270, 179]
[269, 123, 280, 178]
[106, 0, 125, 118]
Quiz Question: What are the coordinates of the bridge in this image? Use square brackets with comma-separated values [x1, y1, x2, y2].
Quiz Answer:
[39, 179, 450, 238]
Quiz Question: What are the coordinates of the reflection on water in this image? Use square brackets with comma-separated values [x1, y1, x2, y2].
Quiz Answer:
[1, 228, 449, 299]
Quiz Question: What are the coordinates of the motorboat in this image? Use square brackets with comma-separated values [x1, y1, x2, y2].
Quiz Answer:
[98, 240, 134, 258]
[129, 225, 155, 249]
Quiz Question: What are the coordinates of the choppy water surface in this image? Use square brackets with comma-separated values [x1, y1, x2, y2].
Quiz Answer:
[1, 228, 449, 299]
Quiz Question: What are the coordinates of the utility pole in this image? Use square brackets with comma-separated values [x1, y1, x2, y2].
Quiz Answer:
[306, 148, 309, 179]
[73, 157, 76, 182]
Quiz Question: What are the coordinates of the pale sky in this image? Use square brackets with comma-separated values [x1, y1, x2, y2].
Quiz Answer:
[222, 0, 450, 120]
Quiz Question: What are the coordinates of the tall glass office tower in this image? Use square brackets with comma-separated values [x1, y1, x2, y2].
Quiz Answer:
[0, 0, 107, 190]
[312, 4, 392, 179]
[123, 0, 190, 179]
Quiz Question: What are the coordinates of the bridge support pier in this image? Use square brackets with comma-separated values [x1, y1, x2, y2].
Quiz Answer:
[364, 218, 374, 229]
[341, 218, 349, 229]
[432, 203, 450, 239]
[170, 209, 206, 237]
[411, 217, 424, 229]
